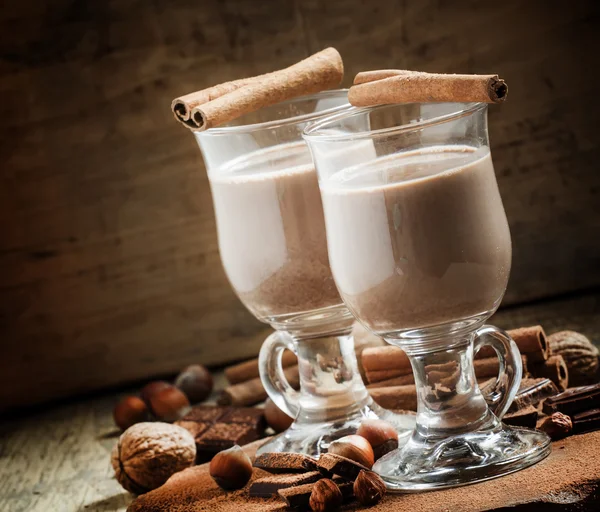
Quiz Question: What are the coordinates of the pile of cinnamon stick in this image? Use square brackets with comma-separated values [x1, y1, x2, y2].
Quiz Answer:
[219, 325, 569, 411]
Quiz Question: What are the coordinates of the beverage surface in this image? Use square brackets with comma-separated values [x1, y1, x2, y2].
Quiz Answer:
[209, 142, 341, 320]
[320, 145, 512, 333]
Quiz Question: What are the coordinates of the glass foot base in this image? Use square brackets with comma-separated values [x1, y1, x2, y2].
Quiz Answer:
[374, 424, 551, 492]
[256, 399, 415, 458]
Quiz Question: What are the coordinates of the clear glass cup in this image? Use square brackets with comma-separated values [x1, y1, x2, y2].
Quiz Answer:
[303, 102, 551, 490]
[193, 91, 415, 457]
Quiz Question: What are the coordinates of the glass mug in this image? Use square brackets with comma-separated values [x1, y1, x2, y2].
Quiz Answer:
[194, 91, 415, 456]
[303, 102, 551, 490]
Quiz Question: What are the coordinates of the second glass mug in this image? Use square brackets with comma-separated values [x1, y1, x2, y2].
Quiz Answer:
[303, 102, 552, 490]
[194, 90, 415, 457]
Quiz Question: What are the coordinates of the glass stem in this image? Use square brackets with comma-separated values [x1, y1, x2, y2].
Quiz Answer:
[293, 333, 370, 423]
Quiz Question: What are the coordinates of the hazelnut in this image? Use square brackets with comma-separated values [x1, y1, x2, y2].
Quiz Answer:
[309, 478, 343, 512]
[328, 435, 374, 469]
[140, 380, 173, 406]
[209, 445, 253, 490]
[175, 364, 213, 404]
[113, 396, 149, 430]
[148, 386, 191, 422]
[356, 419, 399, 460]
[353, 470, 386, 506]
[539, 412, 573, 440]
[264, 398, 294, 433]
[111, 422, 196, 494]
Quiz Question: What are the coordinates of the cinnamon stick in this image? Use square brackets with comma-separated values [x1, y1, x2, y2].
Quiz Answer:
[530, 355, 569, 391]
[369, 384, 418, 412]
[217, 366, 300, 407]
[348, 71, 508, 106]
[362, 346, 411, 376]
[477, 326, 549, 362]
[172, 47, 344, 131]
[224, 351, 297, 385]
[353, 69, 417, 85]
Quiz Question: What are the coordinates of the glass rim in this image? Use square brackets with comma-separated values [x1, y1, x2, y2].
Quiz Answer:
[302, 102, 487, 142]
[196, 89, 350, 137]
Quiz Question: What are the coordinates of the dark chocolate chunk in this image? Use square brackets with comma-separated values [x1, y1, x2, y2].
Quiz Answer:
[317, 453, 370, 480]
[253, 452, 319, 473]
[572, 408, 600, 435]
[196, 423, 259, 455]
[173, 420, 210, 440]
[333, 476, 355, 502]
[179, 406, 228, 423]
[249, 471, 322, 497]
[219, 407, 266, 431]
[510, 378, 559, 413]
[278, 482, 315, 509]
[504, 405, 539, 428]
[543, 383, 600, 416]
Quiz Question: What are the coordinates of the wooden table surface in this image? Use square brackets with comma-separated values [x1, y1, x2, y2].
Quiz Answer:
[1, 290, 598, 512]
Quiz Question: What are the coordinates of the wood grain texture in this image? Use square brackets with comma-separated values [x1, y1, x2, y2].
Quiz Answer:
[1, 0, 599, 409]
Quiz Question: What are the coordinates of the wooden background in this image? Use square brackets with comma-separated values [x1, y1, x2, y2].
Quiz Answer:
[1, 0, 599, 411]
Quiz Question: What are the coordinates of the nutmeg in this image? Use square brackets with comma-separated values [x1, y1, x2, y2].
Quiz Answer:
[113, 396, 149, 431]
[264, 398, 294, 433]
[328, 434, 375, 469]
[354, 470, 386, 506]
[111, 422, 196, 494]
[356, 419, 399, 460]
[175, 364, 213, 404]
[539, 412, 573, 440]
[148, 386, 191, 422]
[209, 445, 253, 490]
[309, 478, 343, 512]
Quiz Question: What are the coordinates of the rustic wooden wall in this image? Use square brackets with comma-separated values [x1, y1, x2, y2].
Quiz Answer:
[1, 0, 599, 410]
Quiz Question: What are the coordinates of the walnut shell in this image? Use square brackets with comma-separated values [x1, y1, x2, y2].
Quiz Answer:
[111, 422, 196, 494]
[548, 331, 599, 386]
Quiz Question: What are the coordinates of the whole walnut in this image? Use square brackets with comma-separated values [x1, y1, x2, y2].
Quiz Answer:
[111, 422, 196, 494]
[548, 331, 599, 386]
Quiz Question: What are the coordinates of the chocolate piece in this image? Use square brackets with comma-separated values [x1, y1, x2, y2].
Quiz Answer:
[542, 383, 600, 416]
[253, 452, 319, 473]
[219, 407, 266, 431]
[509, 378, 559, 413]
[504, 405, 538, 428]
[572, 408, 600, 435]
[175, 405, 266, 462]
[249, 471, 322, 497]
[317, 453, 370, 480]
[333, 476, 355, 502]
[278, 482, 315, 509]
[196, 423, 258, 455]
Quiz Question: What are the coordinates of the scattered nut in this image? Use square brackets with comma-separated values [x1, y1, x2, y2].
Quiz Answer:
[357, 419, 399, 460]
[140, 380, 174, 406]
[209, 445, 253, 490]
[548, 331, 599, 386]
[264, 398, 294, 433]
[111, 422, 196, 494]
[539, 412, 573, 440]
[309, 478, 343, 512]
[354, 470, 386, 506]
[328, 434, 375, 469]
[113, 396, 149, 431]
[175, 364, 213, 404]
[148, 386, 191, 422]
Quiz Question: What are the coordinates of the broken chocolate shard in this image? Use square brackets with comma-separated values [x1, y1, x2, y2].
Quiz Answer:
[509, 378, 559, 413]
[504, 405, 539, 428]
[195, 423, 258, 456]
[249, 471, 322, 497]
[332, 476, 355, 502]
[278, 482, 315, 509]
[572, 408, 600, 435]
[253, 452, 319, 473]
[317, 453, 370, 480]
[542, 383, 600, 416]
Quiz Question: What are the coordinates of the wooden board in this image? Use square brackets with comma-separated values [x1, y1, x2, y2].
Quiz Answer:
[1, 0, 599, 410]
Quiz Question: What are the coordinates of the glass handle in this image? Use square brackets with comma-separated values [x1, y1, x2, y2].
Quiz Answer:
[474, 325, 522, 420]
[258, 331, 300, 419]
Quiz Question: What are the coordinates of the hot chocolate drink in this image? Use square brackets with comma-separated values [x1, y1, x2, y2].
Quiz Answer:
[320, 145, 511, 334]
[209, 142, 341, 321]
